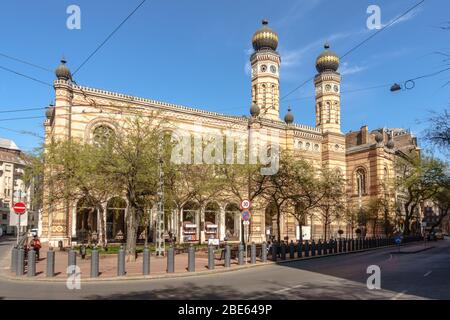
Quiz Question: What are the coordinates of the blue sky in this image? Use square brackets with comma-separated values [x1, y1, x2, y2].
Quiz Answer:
[0, 0, 448, 155]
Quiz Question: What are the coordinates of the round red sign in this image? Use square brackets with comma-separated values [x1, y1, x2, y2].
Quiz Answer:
[13, 202, 26, 215]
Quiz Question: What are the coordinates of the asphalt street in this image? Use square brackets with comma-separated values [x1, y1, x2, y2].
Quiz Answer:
[0, 237, 449, 300]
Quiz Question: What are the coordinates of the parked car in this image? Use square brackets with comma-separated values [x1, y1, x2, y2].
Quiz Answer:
[435, 232, 444, 240]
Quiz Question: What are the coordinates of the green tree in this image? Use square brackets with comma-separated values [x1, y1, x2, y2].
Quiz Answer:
[316, 168, 345, 241]
[396, 155, 449, 235]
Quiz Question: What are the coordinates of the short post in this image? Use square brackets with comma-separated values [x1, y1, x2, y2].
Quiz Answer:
[238, 244, 244, 265]
[339, 239, 343, 253]
[343, 239, 347, 252]
[224, 245, 231, 268]
[317, 240, 322, 255]
[16, 248, 24, 276]
[280, 242, 286, 260]
[68, 247, 76, 275]
[91, 246, 99, 278]
[251, 242, 256, 264]
[27, 249, 36, 277]
[46, 248, 55, 277]
[304, 240, 310, 257]
[334, 239, 338, 254]
[80, 245, 86, 260]
[10, 246, 17, 273]
[187, 245, 195, 272]
[117, 245, 125, 276]
[271, 242, 277, 261]
[261, 242, 267, 262]
[355, 239, 359, 250]
[297, 241, 302, 258]
[311, 240, 316, 256]
[289, 241, 295, 259]
[208, 245, 215, 270]
[143, 245, 150, 275]
[167, 247, 175, 273]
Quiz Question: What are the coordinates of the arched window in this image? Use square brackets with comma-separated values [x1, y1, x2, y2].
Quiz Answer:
[326, 102, 331, 123]
[93, 125, 115, 146]
[356, 168, 366, 196]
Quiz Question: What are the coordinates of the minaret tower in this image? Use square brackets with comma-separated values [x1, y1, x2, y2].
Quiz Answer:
[250, 19, 280, 121]
[314, 43, 346, 175]
[314, 43, 341, 133]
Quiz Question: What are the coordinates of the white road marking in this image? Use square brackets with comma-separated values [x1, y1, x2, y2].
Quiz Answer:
[248, 284, 306, 299]
[423, 271, 432, 277]
[391, 290, 407, 300]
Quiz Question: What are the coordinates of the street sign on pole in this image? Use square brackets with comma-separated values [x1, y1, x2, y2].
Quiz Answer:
[242, 211, 251, 221]
[13, 202, 26, 215]
[243, 221, 250, 225]
[13, 201, 26, 245]
[240, 199, 251, 210]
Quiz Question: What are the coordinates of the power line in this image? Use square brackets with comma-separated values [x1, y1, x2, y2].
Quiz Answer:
[0, 107, 45, 114]
[73, 0, 148, 76]
[0, 52, 53, 73]
[0, 126, 43, 139]
[281, 0, 427, 101]
[0, 65, 53, 87]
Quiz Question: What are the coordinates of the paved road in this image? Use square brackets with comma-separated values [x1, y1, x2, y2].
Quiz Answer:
[0, 237, 449, 300]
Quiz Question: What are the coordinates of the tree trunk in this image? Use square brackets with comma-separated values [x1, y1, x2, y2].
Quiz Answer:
[126, 205, 138, 262]
[276, 203, 281, 242]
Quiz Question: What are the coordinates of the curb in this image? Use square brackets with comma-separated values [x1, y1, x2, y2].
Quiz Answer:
[0, 242, 424, 283]
[390, 246, 434, 254]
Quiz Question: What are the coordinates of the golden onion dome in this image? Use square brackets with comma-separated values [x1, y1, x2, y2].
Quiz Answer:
[252, 19, 278, 51]
[316, 43, 340, 73]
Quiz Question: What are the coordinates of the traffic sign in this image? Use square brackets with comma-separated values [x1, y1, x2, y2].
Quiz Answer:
[13, 202, 26, 215]
[394, 235, 403, 245]
[240, 199, 251, 210]
[242, 211, 251, 221]
[243, 221, 250, 226]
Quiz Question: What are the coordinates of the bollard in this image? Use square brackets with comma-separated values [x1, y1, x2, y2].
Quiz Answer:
[238, 244, 244, 265]
[261, 242, 267, 262]
[271, 242, 277, 261]
[251, 243, 256, 264]
[208, 245, 215, 270]
[27, 249, 36, 277]
[47, 248, 55, 277]
[167, 247, 175, 273]
[10, 246, 18, 273]
[289, 241, 295, 259]
[351, 239, 355, 251]
[117, 245, 125, 276]
[68, 247, 76, 274]
[360, 239, 364, 250]
[16, 248, 25, 276]
[311, 240, 316, 256]
[343, 239, 347, 252]
[224, 245, 231, 267]
[188, 245, 195, 272]
[317, 240, 322, 255]
[280, 242, 286, 260]
[334, 240, 338, 254]
[304, 240, 310, 257]
[355, 239, 360, 250]
[297, 241, 302, 258]
[90, 246, 99, 278]
[339, 239, 343, 253]
[143, 246, 150, 275]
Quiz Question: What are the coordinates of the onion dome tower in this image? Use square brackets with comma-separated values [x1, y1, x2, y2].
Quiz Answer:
[250, 19, 280, 121]
[284, 107, 294, 124]
[55, 57, 72, 81]
[314, 43, 341, 133]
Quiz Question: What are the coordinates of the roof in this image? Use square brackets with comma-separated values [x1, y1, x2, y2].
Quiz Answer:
[0, 138, 20, 151]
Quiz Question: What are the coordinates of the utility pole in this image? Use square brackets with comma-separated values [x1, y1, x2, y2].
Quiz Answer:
[156, 136, 165, 256]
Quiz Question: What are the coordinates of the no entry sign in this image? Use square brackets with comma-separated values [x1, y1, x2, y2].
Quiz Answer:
[13, 202, 26, 215]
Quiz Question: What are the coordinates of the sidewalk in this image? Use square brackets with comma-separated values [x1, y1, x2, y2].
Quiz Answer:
[9, 243, 262, 280]
[3, 240, 431, 282]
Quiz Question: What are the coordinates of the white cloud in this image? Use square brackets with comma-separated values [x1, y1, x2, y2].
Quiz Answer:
[339, 62, 367, 76]
[382, 7, 422, 28]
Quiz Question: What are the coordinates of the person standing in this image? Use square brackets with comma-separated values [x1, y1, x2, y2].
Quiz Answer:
[30, 235, 42, 260]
